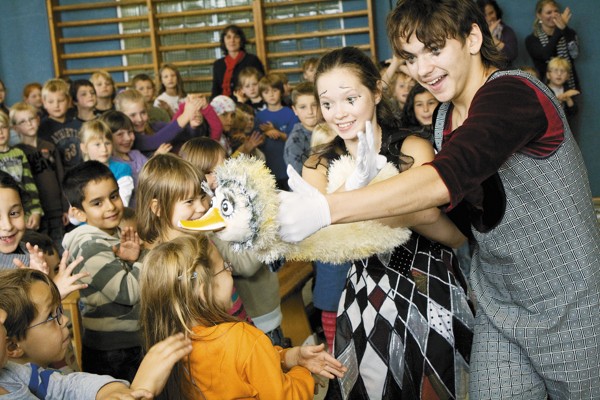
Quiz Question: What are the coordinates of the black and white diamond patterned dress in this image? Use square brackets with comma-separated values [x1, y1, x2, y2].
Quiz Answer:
[326, 232, 474, 400]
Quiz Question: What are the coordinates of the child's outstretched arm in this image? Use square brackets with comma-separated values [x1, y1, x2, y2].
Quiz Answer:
[281, 343, 347, 379]
[95, 333, 192, 400]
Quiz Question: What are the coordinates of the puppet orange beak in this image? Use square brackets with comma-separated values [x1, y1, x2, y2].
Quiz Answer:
[179, 207, 226, 231]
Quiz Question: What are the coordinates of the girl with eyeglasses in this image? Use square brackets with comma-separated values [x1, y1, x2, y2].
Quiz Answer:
[140, 234, 346, 400]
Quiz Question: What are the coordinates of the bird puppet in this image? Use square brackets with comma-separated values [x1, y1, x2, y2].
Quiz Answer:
[179, 155, 410, 264]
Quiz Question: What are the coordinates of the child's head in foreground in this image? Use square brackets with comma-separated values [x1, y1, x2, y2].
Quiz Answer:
[0, 268, 70, 368]
[63, 160, 123, 235]
[291, 82, 318, 130]
[79, 119, 114, 164]
[135, 153, 206, 245]
[0, 170, 26, 255]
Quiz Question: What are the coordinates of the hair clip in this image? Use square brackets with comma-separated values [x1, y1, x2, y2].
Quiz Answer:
[178, 271, 198, 281]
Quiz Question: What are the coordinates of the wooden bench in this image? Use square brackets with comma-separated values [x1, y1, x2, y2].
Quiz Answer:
[278, 260, 314, 346]
[62, 290, 83, 369]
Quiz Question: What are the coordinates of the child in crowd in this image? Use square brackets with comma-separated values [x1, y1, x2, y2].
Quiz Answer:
[22, 82, 43, 116]
[210, 95, 237, 154]
[79, 120, 134, 207]
[135, 153, 251, 323]
[283, 82, 318, 174]
[38, 78, 83, 170]
[114, 88, 201, 156]
[0, 79, 8, 115]
[169, 93, 223, 151]
[11, 102, 68, 248]
[0, 171, 33, 269]
[0, 112, 43, 231]
[62, 161, 143, 381]
[100, 110, 147, 188]
[235, 67, 266, 111]
[229, 104, 265, 159]
[69, 79, 98, 123]
[180, 139, 285, 344]
[302, 57, 319, 83]
[278, 72, 293, 107]
[381, 55, 415, 113]
[89, 70, 116, 113]
[154, 64, 186, 115]
[139, 235, 346, 399]
[131, 73, 171, 123]
[256, 73, 299, 190]
[400, 83, 440, 133]
[546, 56, 580, 119]
[520, 65, 540, 79]
[0, 270, 194, 399]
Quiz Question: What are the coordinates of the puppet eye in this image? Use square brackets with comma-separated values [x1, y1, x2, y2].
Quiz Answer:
[220, 198, 233, 217]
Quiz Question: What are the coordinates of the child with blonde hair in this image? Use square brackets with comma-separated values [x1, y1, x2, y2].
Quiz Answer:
[546, 56, 579, 119]
[135, 153, 250, 323]
[39, 78, 83, 170]
[11, 102, 69, 247]
[79, 119, 134, 206]
[180, 139, 288, 345]
[140, 235, 346, 399]
[114, 88, 201, 156]
[0, 111, 43, 231]
[235, 67, 266, 111]
[89, 70, 116, 113]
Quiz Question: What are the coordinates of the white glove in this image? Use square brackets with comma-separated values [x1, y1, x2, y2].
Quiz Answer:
[277, 165, 331, 243]
[345, 121, 387, 191]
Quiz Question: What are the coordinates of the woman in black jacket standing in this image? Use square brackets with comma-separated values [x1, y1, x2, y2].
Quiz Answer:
[211, 25, 265, 100]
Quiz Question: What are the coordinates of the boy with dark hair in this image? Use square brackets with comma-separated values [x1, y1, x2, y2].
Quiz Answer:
[283, 82, 318, 174]
[256, 73, 299, 190]
[0, 269, 192, 399]
[62, 161, 143, 382]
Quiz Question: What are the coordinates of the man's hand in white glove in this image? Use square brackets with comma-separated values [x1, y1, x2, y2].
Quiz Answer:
[277, 165, 331, 243]
[345, 121, 387, 191]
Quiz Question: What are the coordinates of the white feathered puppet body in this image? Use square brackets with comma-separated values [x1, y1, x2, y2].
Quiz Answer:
[179, 155, 410, 264]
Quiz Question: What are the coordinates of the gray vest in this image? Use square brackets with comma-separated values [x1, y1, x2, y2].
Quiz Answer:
[434, 70, 600, 370]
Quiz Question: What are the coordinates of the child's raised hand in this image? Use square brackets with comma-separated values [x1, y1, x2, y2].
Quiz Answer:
[154, 142, 173, 155]
[26, 213, 41, 230]
[241, 131, 265, 153]
[53, 250, 89, 299]
[113, 227, 141, 262]
[259, 121, 274, 133]
[13, 242, 49, 274]
[298, 343, 347, 379]
[130, 332, 193, 396]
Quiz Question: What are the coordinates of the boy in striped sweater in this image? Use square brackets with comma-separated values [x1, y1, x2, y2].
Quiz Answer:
[61, 161, 143, 383]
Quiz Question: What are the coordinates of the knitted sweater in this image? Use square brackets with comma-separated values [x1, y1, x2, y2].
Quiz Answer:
[62, 224, 142, 351]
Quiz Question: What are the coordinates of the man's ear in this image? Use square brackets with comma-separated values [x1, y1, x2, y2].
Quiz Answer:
[467, 23, 484, 55]
[6, 339, 24, 359]
[150, 199, 160, 217]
